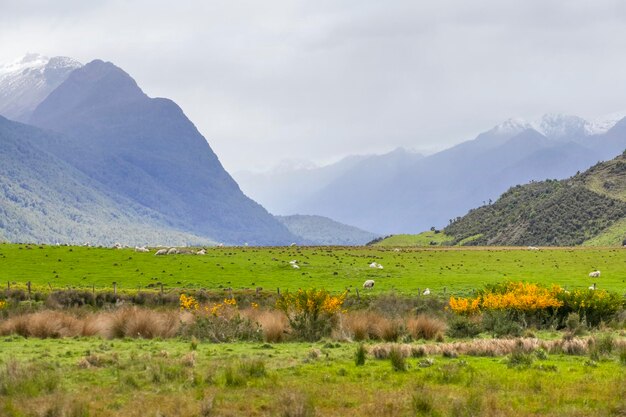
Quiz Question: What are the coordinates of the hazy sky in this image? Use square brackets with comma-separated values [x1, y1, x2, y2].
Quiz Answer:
[2, 0, 626, 172]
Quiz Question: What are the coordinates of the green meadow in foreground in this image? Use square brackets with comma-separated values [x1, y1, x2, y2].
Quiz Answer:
[0, 337, 625, 417]
[0, 244, 624, 295]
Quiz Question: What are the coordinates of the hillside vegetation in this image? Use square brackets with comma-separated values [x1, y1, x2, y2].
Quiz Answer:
[276, 214, 379, 245]
[370, 231, 454, 247]
[443, 151, 626, 246]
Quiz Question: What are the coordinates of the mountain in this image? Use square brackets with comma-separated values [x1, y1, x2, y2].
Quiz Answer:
[27, 59, 295, 245]
[275, 214, 379, 246]
[0, 54, 82, 122]
[233, 154, 372, 215]
[443, 151, 626, 246]
[248, 113, 624, 235]
[0, 116, 212, 246]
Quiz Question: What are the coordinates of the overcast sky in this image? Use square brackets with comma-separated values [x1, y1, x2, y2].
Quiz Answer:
[2, 0, 626, 172]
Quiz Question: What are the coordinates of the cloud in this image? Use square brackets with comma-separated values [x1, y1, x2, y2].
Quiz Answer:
[1, 0, 626, 171]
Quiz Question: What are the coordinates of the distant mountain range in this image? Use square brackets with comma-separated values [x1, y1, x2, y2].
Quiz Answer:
[236, 114, 626, 235]
[0, 55, 296, 245]
[2, 53, 625, 246]
[276, 214, 379, 246]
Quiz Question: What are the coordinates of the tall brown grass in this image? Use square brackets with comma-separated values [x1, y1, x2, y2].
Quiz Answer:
[243, 308, 288, 342]
[0, 307, 180, 339]
[367, 336, 609, 359]
[407, 314, 447, 340]
[105, 307, 180, 339]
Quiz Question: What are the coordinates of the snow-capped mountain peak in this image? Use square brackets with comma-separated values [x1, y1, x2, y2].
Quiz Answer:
[490, 117, 533, 135]
[0, 53, 82, 122]
[586, 110, 626, 135]
[531, 113, 589, 140]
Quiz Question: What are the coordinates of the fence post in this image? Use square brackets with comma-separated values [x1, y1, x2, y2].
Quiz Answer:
[27, 281, 31, 298]
[48, 282, 52, 291]
[7, 281, 9, 290]
[277, 287, 280, 296]
[160, 282, 164, 297]
[113, 282, 117, 297]
[356, 288, 360, 301]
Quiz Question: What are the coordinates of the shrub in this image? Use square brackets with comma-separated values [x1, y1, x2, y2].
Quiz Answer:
[181, 313, 261, 343]
[389, 346, 406, 372]
[355, 343, 366, 366]
[557, 289, 624, 327]
[447, 315, 482, 338]
[507, 350, 534, 368]
[482, 310, 523, 338]
[276, 289, 346, 341]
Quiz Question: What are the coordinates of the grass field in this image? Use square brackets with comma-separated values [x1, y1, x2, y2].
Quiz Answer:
[0, 244, 625, 295]
[0, 337, 624, 417]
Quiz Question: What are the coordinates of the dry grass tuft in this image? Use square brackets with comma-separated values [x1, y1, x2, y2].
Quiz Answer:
[104, 307, 180, 339]
[407, 314, 447, 341]
[0, 311, 81, 338]
[247, 309, 288, 342]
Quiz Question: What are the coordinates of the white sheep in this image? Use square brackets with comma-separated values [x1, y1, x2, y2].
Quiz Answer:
[134, 246, 150, 253]
[369, 262, 383, 269]
[589, 283, 596, 290]
[167, 247, 178, 255]
[289, 260, 298, 265]
[589, 270, 601, 278]
[290, 243, 297, 247]
[292, 264, 300, 269]
[422, 288, 431, 296]
[155, 249, 168, 256]
[363, 279, 375, 289]
[196, 249, 206, 255]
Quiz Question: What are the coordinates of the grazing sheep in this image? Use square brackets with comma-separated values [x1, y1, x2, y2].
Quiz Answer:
[113, 242, 123, 249]
[589, 283, 597, 290]
[167, 248, 178, 255]
[292, 264, 300, 269]
[589, 270, 601, 278]
[290, 243, 297, 247]
[289, 260, 298, 265]
[422, 288, 431, 296]
[363, 279, 375, 289]
[155, 249, 168, 256]
[527, 246, 539, 250]
[369, 262, 384, 269]
[134, 246, 150, 253]
[196, 249, 206, 255]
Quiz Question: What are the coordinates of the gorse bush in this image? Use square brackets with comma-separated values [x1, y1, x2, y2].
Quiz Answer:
[556, 289, 624, 327]
[276, 289, 346, 341]
[449, 281, 624, 330]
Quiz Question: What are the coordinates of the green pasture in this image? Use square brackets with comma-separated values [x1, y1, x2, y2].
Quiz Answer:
[0, 244, 625, 295]
[0, 337, 624, 416]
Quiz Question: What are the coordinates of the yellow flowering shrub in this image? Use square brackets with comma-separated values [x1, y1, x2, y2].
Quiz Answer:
[449, 282, 563, 315]
[276, 289, 347, 341]
[179, 294, 260, 342]
[0, 300, 6, 310]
